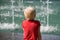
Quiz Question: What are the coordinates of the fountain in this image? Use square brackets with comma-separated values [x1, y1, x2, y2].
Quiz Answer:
[0, 0, 59, 35]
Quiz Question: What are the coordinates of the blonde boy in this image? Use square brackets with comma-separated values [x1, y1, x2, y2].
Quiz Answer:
[22, 6, 41, 40]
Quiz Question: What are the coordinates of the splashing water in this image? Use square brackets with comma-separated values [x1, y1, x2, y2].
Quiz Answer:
[41, 25, 58, 32]
[0, 23, 20, 30]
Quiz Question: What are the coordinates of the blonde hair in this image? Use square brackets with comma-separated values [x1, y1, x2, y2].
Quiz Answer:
[24, 6, 36, 20]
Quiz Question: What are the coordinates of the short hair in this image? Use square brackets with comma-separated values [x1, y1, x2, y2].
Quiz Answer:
[24, 6, 36, 20]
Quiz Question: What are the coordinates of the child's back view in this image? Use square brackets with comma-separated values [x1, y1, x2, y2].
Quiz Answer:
[22, 7, 41, 40]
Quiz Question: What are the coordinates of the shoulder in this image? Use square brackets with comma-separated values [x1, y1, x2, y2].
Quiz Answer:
[34, 20, 41, 26]
[22, 20, 26, 23]
[22, 20, 28, 24]
[35, 20, 40, 23]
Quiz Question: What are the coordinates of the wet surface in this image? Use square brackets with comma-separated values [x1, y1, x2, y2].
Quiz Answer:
[0, 32, 60, 40]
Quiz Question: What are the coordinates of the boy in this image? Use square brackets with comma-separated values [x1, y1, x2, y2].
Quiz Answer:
[22, 6, 41, 40]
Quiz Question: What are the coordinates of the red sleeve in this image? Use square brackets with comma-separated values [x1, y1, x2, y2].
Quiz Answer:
[37, 21, 41, 27]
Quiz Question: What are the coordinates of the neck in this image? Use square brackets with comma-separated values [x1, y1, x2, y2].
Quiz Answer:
[26, 19, 34, 20]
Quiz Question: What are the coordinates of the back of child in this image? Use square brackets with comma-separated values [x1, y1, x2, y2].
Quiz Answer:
[22, 6, 41, 40]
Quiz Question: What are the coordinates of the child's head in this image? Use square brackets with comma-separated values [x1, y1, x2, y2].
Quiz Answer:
[24, 6, 36, 20]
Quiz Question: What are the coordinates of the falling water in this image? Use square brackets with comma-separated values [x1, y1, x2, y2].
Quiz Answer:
[46, 0, 49, 27]
[11, 0, 15, 26]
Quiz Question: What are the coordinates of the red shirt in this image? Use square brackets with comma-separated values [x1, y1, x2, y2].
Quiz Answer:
[22, 20, 41, 40]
